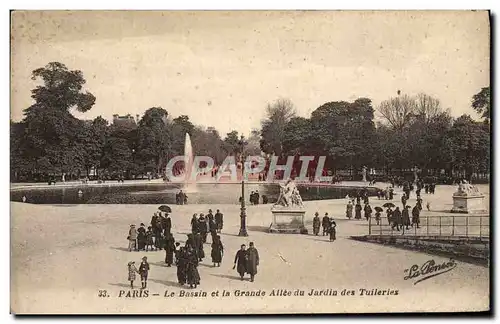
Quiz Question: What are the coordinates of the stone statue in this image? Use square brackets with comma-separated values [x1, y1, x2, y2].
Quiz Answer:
[362, 166, 367, 182]
[274, 179, 304, 208]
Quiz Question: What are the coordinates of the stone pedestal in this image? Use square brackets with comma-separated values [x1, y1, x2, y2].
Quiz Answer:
[450, 194, 486, 214]
[269, 208, 308, 234]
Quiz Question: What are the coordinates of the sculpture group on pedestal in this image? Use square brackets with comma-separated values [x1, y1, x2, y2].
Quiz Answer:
[269, 179, 307, 234]
[273, 179, 304, 208]
[451, 180, 486, 214]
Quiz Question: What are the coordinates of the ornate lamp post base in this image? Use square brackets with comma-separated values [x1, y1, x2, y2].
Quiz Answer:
[239, 178, 249, 236]
[238, 206, 248, 236]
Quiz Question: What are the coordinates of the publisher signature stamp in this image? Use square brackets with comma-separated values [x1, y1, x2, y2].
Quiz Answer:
[404, 259, 457, 285]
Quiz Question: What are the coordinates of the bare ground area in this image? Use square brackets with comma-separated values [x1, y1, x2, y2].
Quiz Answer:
[11, 185, 489, 314]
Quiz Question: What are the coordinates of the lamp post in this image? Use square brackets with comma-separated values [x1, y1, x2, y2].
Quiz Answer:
[238, 135, 249, 237]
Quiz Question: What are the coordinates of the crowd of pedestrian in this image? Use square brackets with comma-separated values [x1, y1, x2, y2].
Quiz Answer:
[312, 212, 337, 242]
[341, 180, 429, 233]
[126, 207, 260, 289]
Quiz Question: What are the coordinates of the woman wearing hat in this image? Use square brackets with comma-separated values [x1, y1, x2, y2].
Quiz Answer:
[346, 201, 353, 219]
[211, 235, 224, 267]
[312, 212, 321, 235]
[137, 223, 147, 251]
[128, 225, 138, 252]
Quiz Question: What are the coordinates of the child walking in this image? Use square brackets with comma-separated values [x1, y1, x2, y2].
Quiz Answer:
[127, 261, 139, 289]
[139, 256, 150, 289]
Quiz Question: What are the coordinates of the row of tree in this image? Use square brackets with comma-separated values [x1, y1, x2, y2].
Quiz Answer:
[259, 92, 490, 180]
[10, 62, 491, 182]
[10, 62, 260, 182]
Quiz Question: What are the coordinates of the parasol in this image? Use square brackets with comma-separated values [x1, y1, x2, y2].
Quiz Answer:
[374, 206, 384, 212]
[382, 202, 395, 208]
[158, 205, 172, 213]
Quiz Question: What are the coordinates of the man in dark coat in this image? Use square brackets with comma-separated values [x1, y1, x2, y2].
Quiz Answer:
[392, 207, 402, 231]
[138, 256, 150, 289]
[163, 213, 172, 235]
[364, 203, 372, 221]
[164, 233, 176, 267]
[389, 187, 394, 200]
[386, 207, 393, 225]
[194, 232, 204, 262]
[178, 190, 185, 205]
[355, 203, 362, 220]
[215, 209, 224, 233]
[198, 214, 208, 243]
[262, 195, 268, 204]
[312, 212, 321, 235]
[246, 242, 259, 282]
[254, 190, 260, 205]
[322, 213, 330, 236]
[402, 181, 410, 198]
[209, 217, 218, 243]
[150, 213, 158, 230]
[402, 205, 411, 230]
[211, 235, 224, 267]
[233, 244, 248, 280]
[207, 209, 214, 222]
[412, 205, 421, 228]
[191, 214, 199, 234]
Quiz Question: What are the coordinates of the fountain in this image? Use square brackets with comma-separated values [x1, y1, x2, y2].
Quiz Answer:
[183, 133, 197, 192]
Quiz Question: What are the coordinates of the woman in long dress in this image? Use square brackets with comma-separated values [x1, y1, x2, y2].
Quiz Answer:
[137, 223, 147, 251]
[354, 203, 362, 220]
[211, 235, 224, 267]
[329, 219, 337, 242]
[186, 246, 200, 288]
[346, 201, 353, 219]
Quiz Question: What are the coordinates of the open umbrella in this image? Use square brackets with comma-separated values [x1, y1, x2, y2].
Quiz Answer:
[374, 206, 384, 212]
[382, 202, 395, 208]
[158, 205, 172, 213]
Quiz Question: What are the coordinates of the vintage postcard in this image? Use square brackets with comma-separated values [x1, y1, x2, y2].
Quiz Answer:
[10, 10, 490, 314]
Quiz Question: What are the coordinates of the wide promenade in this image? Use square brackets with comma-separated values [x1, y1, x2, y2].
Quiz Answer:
[11, 184, 489, 314]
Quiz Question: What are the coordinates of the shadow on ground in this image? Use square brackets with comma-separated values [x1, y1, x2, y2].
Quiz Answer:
[110, 246, 130, 252]
[150, 261, 169, 267]
[247, 225, 270, 232]
[149, 279, 181, 288]
[210, 274, 244, 281]
[109, 283, 132, 288]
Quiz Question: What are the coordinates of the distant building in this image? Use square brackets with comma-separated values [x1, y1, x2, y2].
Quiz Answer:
[112, 114, 138, 128]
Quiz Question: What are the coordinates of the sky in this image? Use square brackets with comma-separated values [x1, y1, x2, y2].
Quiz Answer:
[10, 10, 490, 136]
